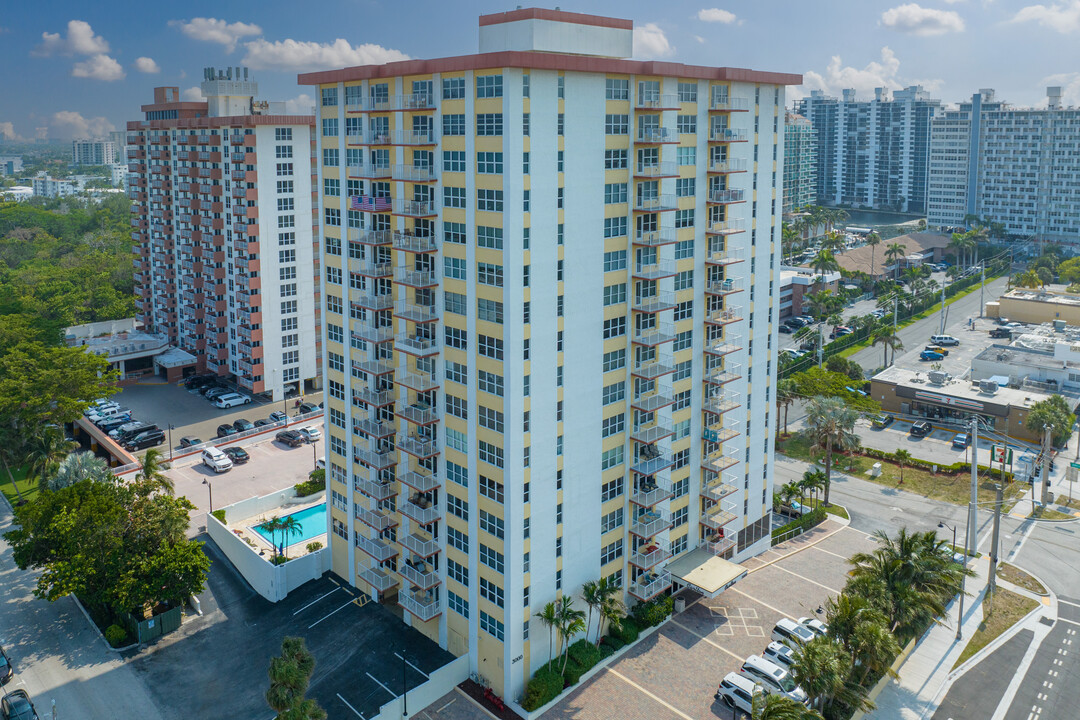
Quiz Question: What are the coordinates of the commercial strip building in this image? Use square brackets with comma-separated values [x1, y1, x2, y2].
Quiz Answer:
[72, 138, 118, 166]
[989, 288, 1080, 326]
[302, 7, 797, 703]
[802, 231, 951, 281]
[869, 365, 1064, 443]
[797, 86, 940, 213]
[970, 335, 1080, 397]
[779, 265, 840, 320]
[782, 111, 815, 214]
[927, 88, 1080, 243]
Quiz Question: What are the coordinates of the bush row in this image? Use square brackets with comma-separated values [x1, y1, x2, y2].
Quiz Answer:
[771, 507, 826, 544]
[860, 447, 1015, 481]
[294, 477, 326, 497]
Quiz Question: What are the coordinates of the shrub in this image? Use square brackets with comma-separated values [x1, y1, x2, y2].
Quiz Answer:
[563, 657, 587, 686]
[294, 477, 326, 497]
[611, 617, 639, 645]
[306, 541, 323, 553]
[567, 639, 602, 673]
[521, 663, 565, 711]
[598, 643, 615, 659]
[104, 624, 128, 647]
[270, 554, 289, 565]
[632, 595, 674, 628]
[210, 509, 226, 524]
[601, 634, 625, 652]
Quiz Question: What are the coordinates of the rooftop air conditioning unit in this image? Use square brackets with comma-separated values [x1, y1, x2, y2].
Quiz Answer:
[979, 379, 1000, 394]
[928, 371, 947, 385]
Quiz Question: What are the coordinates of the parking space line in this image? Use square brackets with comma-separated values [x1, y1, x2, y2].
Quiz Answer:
[1059, 599, 1080, 610]
[308, 598, 356, 629]
[770, 563, 842, 594]
[729, 587, 796, 620]
[394, 652, 430, 678]
[669, 618, 744, 662]
[366, 671, 398, 698]
[337, 693, 365, 718]
[606, 667, 695, 720]
[454, 687, 501, 720]
[293, 586, 340, 615]
[806, 544, 847, 560]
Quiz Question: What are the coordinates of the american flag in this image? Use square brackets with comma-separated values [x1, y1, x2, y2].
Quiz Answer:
[350, 195, 391, 212]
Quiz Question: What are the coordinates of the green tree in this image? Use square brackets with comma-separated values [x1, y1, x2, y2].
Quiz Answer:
[789, 636, 856, 712]
[1026, 395, 1074, 446]
[825, 355, 864, 382]
[789, 367, 879, 412]
[535, 602, 559, 668]
[278, 516, 303, 558]
[556, 596, 586, 675]
[884, 243, 907, 280]
[866, 232, 881, 280]
[48, 451, 111, 492]
[135, 448, 174, 495]
[810, 251, 840, 290]
[752, 692, 825, 719]
[260, 516, 285, 557]
[776, 378, 799, 436]
[25, 428, 77, 492]
[872, 326, 904, 368]
[596, 589, 625, 644]
[1057, 257, 1080, 284]
[805, 396, 861, 506]
[824, 593, 901, 685]
[1015, 269, 1042, 289]
[894, 449, 912, 484]
[582, 580, 602, 644]
[266, 636, 326, 720]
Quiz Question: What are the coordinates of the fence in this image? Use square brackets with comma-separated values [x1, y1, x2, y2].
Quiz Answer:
[166, 409, 324, 464]
[372, 655, 469, 720]
[124, 605, 183, 644]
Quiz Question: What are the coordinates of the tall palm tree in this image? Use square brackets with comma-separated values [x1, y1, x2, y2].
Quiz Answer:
[266, 636, 326, 720]
[804, 396, 860, 506]
[865, 232, 881, 279]
[820, 230, 845, 255]
[884, 242, 907, 281]
[810, 250, 840, 289]
[25, 429, 77, 492]
[49, 451, 111, 491]
[135, 448, 173, 495]
[788, 636, 851, 711]
[776, 378, 799, 437]
[871, 327, 903, 367]
[279, 515, 303, 558]
[581, 580, 602, 644]
[752, 693, 825, 720]
[260, 516, 285, 557]
[535, 602, 559, 669]
[948, 232, 967, 267]
[593, 578, 625, 645]
[824, 592, 900, 685]
[556, 596, 586, 675]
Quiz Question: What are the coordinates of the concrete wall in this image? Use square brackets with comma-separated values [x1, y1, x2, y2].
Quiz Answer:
[996, 294, 1080, 326]
[373, 655, 469, 720]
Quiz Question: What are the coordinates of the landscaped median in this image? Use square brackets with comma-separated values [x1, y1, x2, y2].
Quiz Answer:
[953, 588, 1040, 669]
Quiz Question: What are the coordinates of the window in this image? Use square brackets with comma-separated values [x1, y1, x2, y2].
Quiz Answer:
[522, 113, 530, 136]
[476, 113, 503, 136]
[444, 256, 467, 280]
[445, 326, 467, 350]
[477, 151, 503, 174]
[445, 460, 468, 487]
[275, 128, 293, 141]
[673, 359, 692, 381]
[603, 283, 626, 306]
[673, 448, 689, 470]
[445, 361, 467, 385]
[480, 509, 505, 539]
[322, 149, 339, 167]
[602, 413, 625, 437]
[604, 183, 628, 204]
[276, 180, 294, 194]
[601, 540, 623, 565]
[345, 117, 362, 138]
[672, 505, 688, 528]
[478, 440, 503, 468]
[443, 114, 466, 136]
[602, 382, 625, 405]
[445, 292, 466, 316]
[443, 151, 466, 172]
[321, 87, 338, 106]
[604, 217, 628, 238]
[675, 208, 695, 228]
[276, 144, 294, 159]
[448, 494, 468, 520]
[448, 526, 468, 553]
[480, 543, 504, 573]
[674, 270, 693, 291]
[601, 508, 623, 533]
[675, 177, 695, 197]
[673, 476, 689, 497]
[323, 178, 340, 197]
[605, 78, 629, 100]
[604, 250, 627, 271]
[276, 162, 293, 176]
[605, 149, 628, 169]
[477, 189, 503, 212]
[674, 300, 693, 321]
[675, 239, 694, 259]
[477, 299, 503, 324]
[480, 610, 504, 640]
[602, 348, 626, 372]
[522, 151, 530, 174]
[446, 394, 468, 419]
[673, 331, 692, 352]
[322, 118, 339, 136]
[557, 113, 564, 136]
[446, 427, 467, 454]
[557, 75, 565, 98]
[605, 114, 629, 134]
[477, 263, 503, 287]
[478, 406, 504, 433]
[477, 226, 503, 249]
[476, 74, 503, 98]
[677, 146, 697, 166]
[601, 476, 624, 500]
[478, 334, 503, 359]
[480, 577, 504, 608]
[603, 316, 626, 339]
[678, 82, 698, 102]
[443, 186, 466, 209]
[677, 115, 697, 134]
[480, 475, 504, 503]
[601, 446, 624, 472]
[448, 558, 468, 586]
[522, 73, 530, 97]
[444, 222, 466, 245]
[674, 419, 690, 440]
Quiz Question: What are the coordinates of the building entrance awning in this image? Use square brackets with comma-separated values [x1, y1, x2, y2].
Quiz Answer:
[666, 547, 747, 598]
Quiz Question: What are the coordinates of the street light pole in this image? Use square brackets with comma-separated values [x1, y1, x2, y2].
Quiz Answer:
[168, 423, 174, 461]
[202, 479, 213, 512]
[402, 652, 408, 718]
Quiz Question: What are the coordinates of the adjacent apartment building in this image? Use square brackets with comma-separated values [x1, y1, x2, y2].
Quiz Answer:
[798, 86, 940, 213]
[782, 111, 815, 214]
[72, 138, 117, 166]
[301, 8, 797, 704]
[927, 87, 1080, 242]
[127, 69, 320, 399]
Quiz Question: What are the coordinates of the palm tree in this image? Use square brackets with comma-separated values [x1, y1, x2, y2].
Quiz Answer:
[752, 693, 825, 719]
[593, 579, 625, 645]
[535, 602, 559, 668]
[556, 596, 586, 675]
[582, 580, 602, 644]
[884, 242, 907, 281]
[25, 429, 77, 492]
[810, 250, 840, 289]
[260, 516, 285, 557]
[279, 515, 303, 558]
[824, 593, 900, 685]
[135, 448, 173, 495]
[788, 636, 851, 711]
[894, 449, 912, 484]
[804, 396, 860, 506]
[871, 327, 903, 367]
[776, 378, 799, 437]
[820, 230, 845, 255]
[778, 482, 802, 511]
[866, 232, 881, 279]
[948, 232, 967, 267]
[799, 469, 826, 507]
[266, 636, 326, 720]
[49, 451, 111, 491]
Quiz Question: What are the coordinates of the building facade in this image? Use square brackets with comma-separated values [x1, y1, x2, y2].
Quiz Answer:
[32, 173, 75, 198]
[303, 8, 797, 704]
[782, 112, 815, 214]
[127, 71, 321, 399]
[72, 139, 117, 166]
[798, 86, 939, 213]
[927, 88, 1080, 242]
[0, 155, 23, 176]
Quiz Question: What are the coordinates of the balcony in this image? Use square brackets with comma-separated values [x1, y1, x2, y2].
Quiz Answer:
[355, 476, 397, 501]
[629, 570, 672, 602]
[709, 127, 748, 143]
[392, 164, 437, 182]
[633, 291, 676, 314]
[704, 277, 744, 296]
[708, 419, 740, 444]
[391, 130, 438, 146]
[399, 468, 440, 493]
[396, 365, 439, 392]
[401, 531, 440, 558]
[400, 559, 439, 590]
[354, 416, 395, 439]
[354, 445, 397, 469]
[633, 259, 676, 280]
[346, 100, 365, 113]
[352, 357, 396, 377]
[704, 391, 742, 415]
[394, 301, 437, 323]
[633, 194, 677, 212]
[709, 96, 749, 112]
[702, 498, 739, 530]
[356, 534, 398, 562]
[352, 292, 394, 312]
[705, 307, 743, 327]
[633, 228, 677, 246]
[632, 390, 674, 413]
[631, 442, 673, 476]
[345, 130, 364, 145]
[705, 535, 737, 556]
[400, 589, 441, 621]
[351, 321, 394, 344]
[704, 362, 742, 385]
[636, 92, 680, 110]
[394, 266, 439, 288]
[705, 245, 745, 265]
[400, 493, 440, 524]
[348, 164, 393, 180]
[356, 505, 397, 531]
[392, 230, 438, 253]
[707, 158, 749, 173]
[355, 386, 396, 407]
[349, 228, 393, 246]
[704, 445, 741, 473]
[629, 542, 670, 570]
[707, 188, 746, 204]
[636, 127, 677, 144]
[398, 433, 439, 459]
[629, 510, 671, 538]
[634, 161, 678, 178]
[396, 400, 438, 425]
[705, 471, 740, 500]
[359, 565, 398, 592]
[631, 479, 673, 508]
[706, 219, 745, 236]
[632, 352, 674, 380]
[632, 321, 675, 346]
[349, 256, 393, 278]
[392, 199, 438, 217]
[392, 93, 436, 111]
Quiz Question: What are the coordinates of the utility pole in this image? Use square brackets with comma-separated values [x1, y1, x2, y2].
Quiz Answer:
[893, 295, 898, 329]
[979, 262, 986, 318]
[940, 281, 947, 335]
[988, 467, 1003, 606]
[967, 417, 979, 557]
[1042, 425, 1053, 506]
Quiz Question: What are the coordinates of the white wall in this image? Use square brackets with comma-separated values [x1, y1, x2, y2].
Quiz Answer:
[479, 19, 632, 58]
[372, 655, 469, 720]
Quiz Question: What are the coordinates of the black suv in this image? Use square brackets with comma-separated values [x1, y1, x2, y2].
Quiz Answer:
[124, 429, 165, 451]
[233, 418, 255, 432]
[0, 645, 12, 685]
[276, 430, 306, 447]
[217, 424, 238, 439]
[223, 446, 250, 464]
[909, 420, 933, 437]
[1, 689, 37, 720]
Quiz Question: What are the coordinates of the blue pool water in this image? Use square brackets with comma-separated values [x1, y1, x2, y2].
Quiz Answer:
[252, 503, 327, 547]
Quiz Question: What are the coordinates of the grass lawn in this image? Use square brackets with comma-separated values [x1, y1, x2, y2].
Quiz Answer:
[806, 497, 850, 519]
[953, 588, 1039, 669]
[1028, 505, 1074, 521]
[777, 434, 1026, 507]
[997, 563, 1047, 595]
[0, 464, 39, 507]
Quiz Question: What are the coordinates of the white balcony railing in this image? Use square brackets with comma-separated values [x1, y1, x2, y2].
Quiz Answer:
[630, 570, 672, 601]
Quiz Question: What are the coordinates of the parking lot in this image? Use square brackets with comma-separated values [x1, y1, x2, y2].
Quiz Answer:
[132, 545, 455, 720]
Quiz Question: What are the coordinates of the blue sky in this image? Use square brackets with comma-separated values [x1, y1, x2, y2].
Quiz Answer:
[2, 0, 1078, 142]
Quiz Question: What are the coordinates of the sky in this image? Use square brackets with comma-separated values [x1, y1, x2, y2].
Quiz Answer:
[2, 0, 1079, 143]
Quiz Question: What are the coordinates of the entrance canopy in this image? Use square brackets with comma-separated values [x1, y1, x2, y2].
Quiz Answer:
[666, 547, 747, 598]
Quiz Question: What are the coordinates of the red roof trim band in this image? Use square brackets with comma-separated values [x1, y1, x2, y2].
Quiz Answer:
[478, 8, 633, 30]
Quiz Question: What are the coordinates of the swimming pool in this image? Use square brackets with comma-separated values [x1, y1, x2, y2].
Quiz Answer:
[252, 503, 327, 547]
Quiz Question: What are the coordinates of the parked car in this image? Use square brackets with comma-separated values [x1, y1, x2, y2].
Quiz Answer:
[924, 345, 950, 356]
[871, 414, 893, 429]
[276, 430, 306, 447]
[113, 423, 158, 442]
[1, 689, 37, 720]
[204, 387, 231, 400]
[741, 655, 808, 704]
[201, 447, 233, 473]
[223, 446, 250, 465]
[798, 617, 829, 638]
[97, 416, 134, 433]
[920, 350, 945, 361]
[796, 315, 815, 325]
[84, 401, 119, 416]
[772, 618, 815, 646]
[179, 436, 202, 448]
[298, 401, 320, 414]
[254, 419, 273, 427]
[233, 418, 255, 432]
[298, 425, 322, 442]
[184, 374, 217, 389]
[715, 672, 763, 714]
[989, 327, 1012, 339]
[871, 309, 886, 319]
[952, 433, 970, 448]
[0, 645, 12, 685]
[268, 410, 288, 422]
[213, 393, 252, 409]
[930, 334, 960, 346]
[108, 420, 145, 439]
[910, 420, 933, 437]
[87, 405, 129, 423]
[123, 429, 165, 451]
[763, 641, 796, 669]
[216, 424, 238, 439]
[779, 324, 795, 334]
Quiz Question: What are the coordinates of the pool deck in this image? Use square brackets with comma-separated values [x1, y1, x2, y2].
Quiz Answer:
[227, 496, 328, 559]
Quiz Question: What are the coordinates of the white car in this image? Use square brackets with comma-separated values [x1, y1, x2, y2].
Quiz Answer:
[763, 641, 797, 669]
[299, 425, 322, 442]
[772, 618, 816, 646]
[798, 616, 829, 638]
[201, 447, 233, 473]
[742, 655, 809, 705]
[715, 672, 763, 714]
[213, 392, 252, 409]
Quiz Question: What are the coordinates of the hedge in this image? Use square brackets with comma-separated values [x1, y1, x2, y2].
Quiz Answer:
[601, 634, 626, 652]
[610, 617, 640, 645]
[521, 662, 565, 711]
[210, 509, 226, 524]
[860, 447, 1015, 481]
[771, 507, 826, 543]
[294, 477, 326, 497]
[632, 595, 674, 629]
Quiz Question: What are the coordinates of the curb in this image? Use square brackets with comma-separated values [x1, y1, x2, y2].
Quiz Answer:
[68, 594, 141, 654]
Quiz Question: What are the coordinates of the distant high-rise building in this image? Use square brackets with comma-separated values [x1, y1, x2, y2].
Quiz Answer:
[783, 112, 815, 214]
[72, 139, 117, 166]
[927, 87, 1080, 242]
[798, 86, 940, 213]
[302, 7, 798, 706]
[0, 156, 23, 176]
[32, 172, 75, 198]
[127, 70, 321, 399]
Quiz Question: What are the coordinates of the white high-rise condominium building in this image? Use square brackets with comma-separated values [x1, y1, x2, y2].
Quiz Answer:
[927, 87, 1080, 242]
[127, 70, 321, 398]
[303, 8, 797, 704]
[72, 138, 117, 166]
[798, 86, 940, 213]
[783, 111, 815, 214]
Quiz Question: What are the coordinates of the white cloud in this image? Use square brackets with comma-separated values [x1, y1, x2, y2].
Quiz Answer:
[71, 54, 125, 81]
[1012, 1, 1080, 32]
[241, 38, 408, 72]
[799, 47, 905, 100]
[34, 20, 110, 56]
[284, 93, 316, 114]
[694, 35, 706, 43]
[134, 56, 161, 74]
[697, 8, 737, 23]
[633, 23, 675, 59]
[181, 86, 205, 102]
[169, 17, 263, 53]
[49, 111, 116, 140]
[881, 4, 965, 35]
[0, 122, 20, 142]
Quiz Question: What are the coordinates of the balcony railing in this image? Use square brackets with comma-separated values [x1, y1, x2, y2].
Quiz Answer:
[355, 476, 397, 501]
[632, 390, 674, 413]
[633, 194, 677, 212]
[399, 468, 440, 493]
[397, 400, 438, 425]
[348, 164, 393, 179]
[632, 352, 675, 380]
[355, 386, 396, 407]
[351, 357, 395, 376]
[354, 445, 397, 469]
[704, 362, 742, 385]
[396, 365, 439, 392]
[705, 307, 743, 326]
[631, 442, 672, 476]
[705, 277, 744, 296]
[705, 535, 737, 556]
[629, 542, 670, 569]
[392, 93, 435, 111]
[704, 446, 741, 472]
[633, 291, 676, 314]
[394, 301, 437, 323]
[703, 392, 742, 415]
[401, 532, 440, 558]
[352, 293, 394, 312]
[701, 497, 739, 530]
[630, 510, 670, 538]
[356, 505, 397, 531]
[400, 494, 440, 524]
[632, 322, 675, 346]
[391, 130, 438, 145]
[633, 228, 677, 246]
[349, 256, 393, 278]
[354, 416, 395, 439]
[359, 565, 398, 592]
[393, 267, 439, 288]
[355, 534, 397, 562]
[708, 158, 749, 173]
[392, 230, 438, 253]
[400, 589, 441, 621]
[392, 199, 438, 217]
[400, 559, 439, 590]
[398, 434, 439, 459]
[636, 92, 679, 110]
[709, 96, 749, 111]
[631, 481, 673, 508]
[633, 259, 676, 280]
[349, 228, 393, 245]
[707, 188, 746, 204]
[709, 127, 748, 143]
[705, 245, 745, 264]
[636, 127, 676, 144]
[392, 164, 437, 182]
[630, 570, 672, 601]
[631, 421, 674, 444]
[635, 161, 678, 177]
[351, 322, 394, 344]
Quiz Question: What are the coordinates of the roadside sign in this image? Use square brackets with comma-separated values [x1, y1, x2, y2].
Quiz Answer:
[1068, 465, 1079, 483]
[991, 446, 1013, 464]
[1071, 461, 1080, 470]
